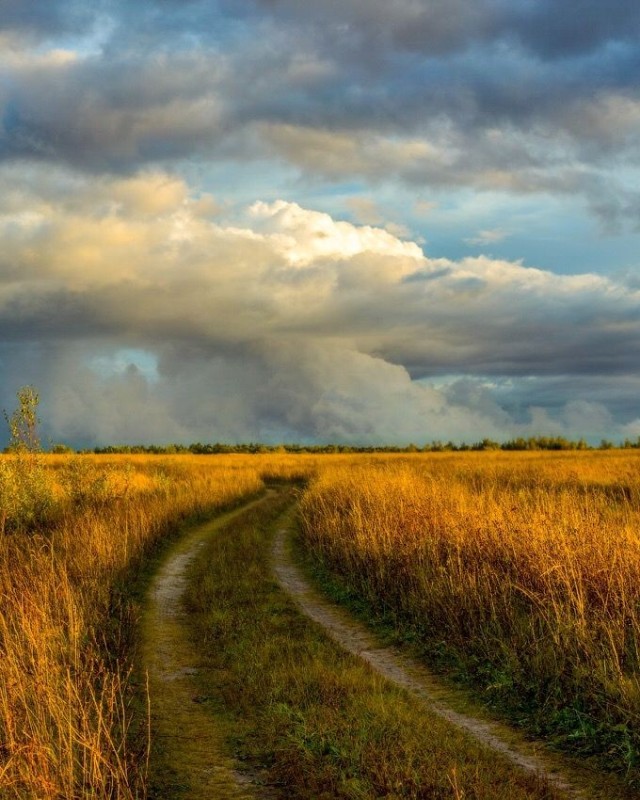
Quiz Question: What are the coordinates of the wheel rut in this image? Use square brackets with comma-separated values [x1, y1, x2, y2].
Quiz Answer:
[272, 526, 613, 800]
[141, 491, 626, 800]
[141, 494, 276, 800]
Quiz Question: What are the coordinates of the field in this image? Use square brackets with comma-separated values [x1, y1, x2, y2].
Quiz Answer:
[1, 450, 639, 797]
[0, 454, 269, 797]
[300, 451, 640, 779]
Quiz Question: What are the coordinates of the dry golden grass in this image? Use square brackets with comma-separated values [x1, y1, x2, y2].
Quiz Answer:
[4, 449, 640, 795]
[0, 454, 270, 798]
[299, 451, 640, 781]
[183, 489, 565, 800]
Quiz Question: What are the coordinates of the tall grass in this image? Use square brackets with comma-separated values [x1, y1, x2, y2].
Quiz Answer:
[0, 454, 265, 798]
[299, 452, 640, 781]
[6, 448, 637, 794]
[184, 488, 561, 800]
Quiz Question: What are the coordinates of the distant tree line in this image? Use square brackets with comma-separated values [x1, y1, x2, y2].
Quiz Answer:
[6, 386, 636, 456]
[78, 435, 640, 455]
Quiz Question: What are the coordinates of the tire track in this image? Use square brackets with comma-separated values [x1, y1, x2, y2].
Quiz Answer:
[272, 527, 598, 800]
[142, 494, 276, 800]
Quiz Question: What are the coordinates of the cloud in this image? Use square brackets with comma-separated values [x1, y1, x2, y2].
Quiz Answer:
[414, 200, 438, 216]
[1, 167, 637, 377]
[506, 0, 640, 59]
[465, 228, 509, 246]
[226, 0, 640, 60]
[2, 2, 640, 228]
[0, 1, 93, 39]
[0, 3, 638, 446]
[8, 339, 638, 448]
[0, 167, 638, 445]
[0, 50, 233, 171]
[346, 197, 384, 226]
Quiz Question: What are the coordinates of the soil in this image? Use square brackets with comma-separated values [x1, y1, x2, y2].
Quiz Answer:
[140, 494, 629, 800]
[142, 496, 275, 800]
[272, 526, 620, 800]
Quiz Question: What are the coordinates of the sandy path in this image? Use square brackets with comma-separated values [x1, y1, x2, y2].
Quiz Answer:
[142, 496, 274, 800]
[272, 527, 602, 800]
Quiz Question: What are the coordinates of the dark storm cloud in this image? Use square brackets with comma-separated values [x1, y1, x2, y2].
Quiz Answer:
[0, 0, 95, 38]
[484, 375, 640, 424]
[1, 0, 639, 233]
[0, 51, 232, 171]
[506, 0, 640, 59]
[219, 0, 497, 59]
[222, 0, 640, 60]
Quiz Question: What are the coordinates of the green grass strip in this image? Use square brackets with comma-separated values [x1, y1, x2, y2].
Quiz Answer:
[179, 487, 565, 800]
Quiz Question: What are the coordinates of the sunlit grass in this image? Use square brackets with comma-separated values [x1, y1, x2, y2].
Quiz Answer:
[3, 449, 639, 795]
[0, 454, 267, 798]
[299, 451, 640, 783]
[182, 489, 561, 800]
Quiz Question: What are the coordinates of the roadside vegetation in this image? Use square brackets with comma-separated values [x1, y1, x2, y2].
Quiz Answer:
[299, 451, 640, 786]
[181, 487, 561, 800]
[0, 447, 267, 797]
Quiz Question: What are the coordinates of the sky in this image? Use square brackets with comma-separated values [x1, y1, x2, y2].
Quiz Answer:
[0, 0, 639, 447]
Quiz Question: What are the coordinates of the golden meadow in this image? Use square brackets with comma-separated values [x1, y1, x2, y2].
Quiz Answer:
[0, 453, 269, 797]
[300, 451, 640, 779]
[1, 450, 640, 795]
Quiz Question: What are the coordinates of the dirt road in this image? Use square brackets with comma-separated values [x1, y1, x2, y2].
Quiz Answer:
[140, 492, 627, 800]
[272, 526, 621, 800]
[141, 495, 273, 800]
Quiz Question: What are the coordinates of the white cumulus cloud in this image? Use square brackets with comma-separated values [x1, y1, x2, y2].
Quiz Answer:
[0, 167, 638, 445]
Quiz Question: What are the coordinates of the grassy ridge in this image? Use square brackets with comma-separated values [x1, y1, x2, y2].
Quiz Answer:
[298, 452, 640, 784]
[182, 486, 561, 799]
